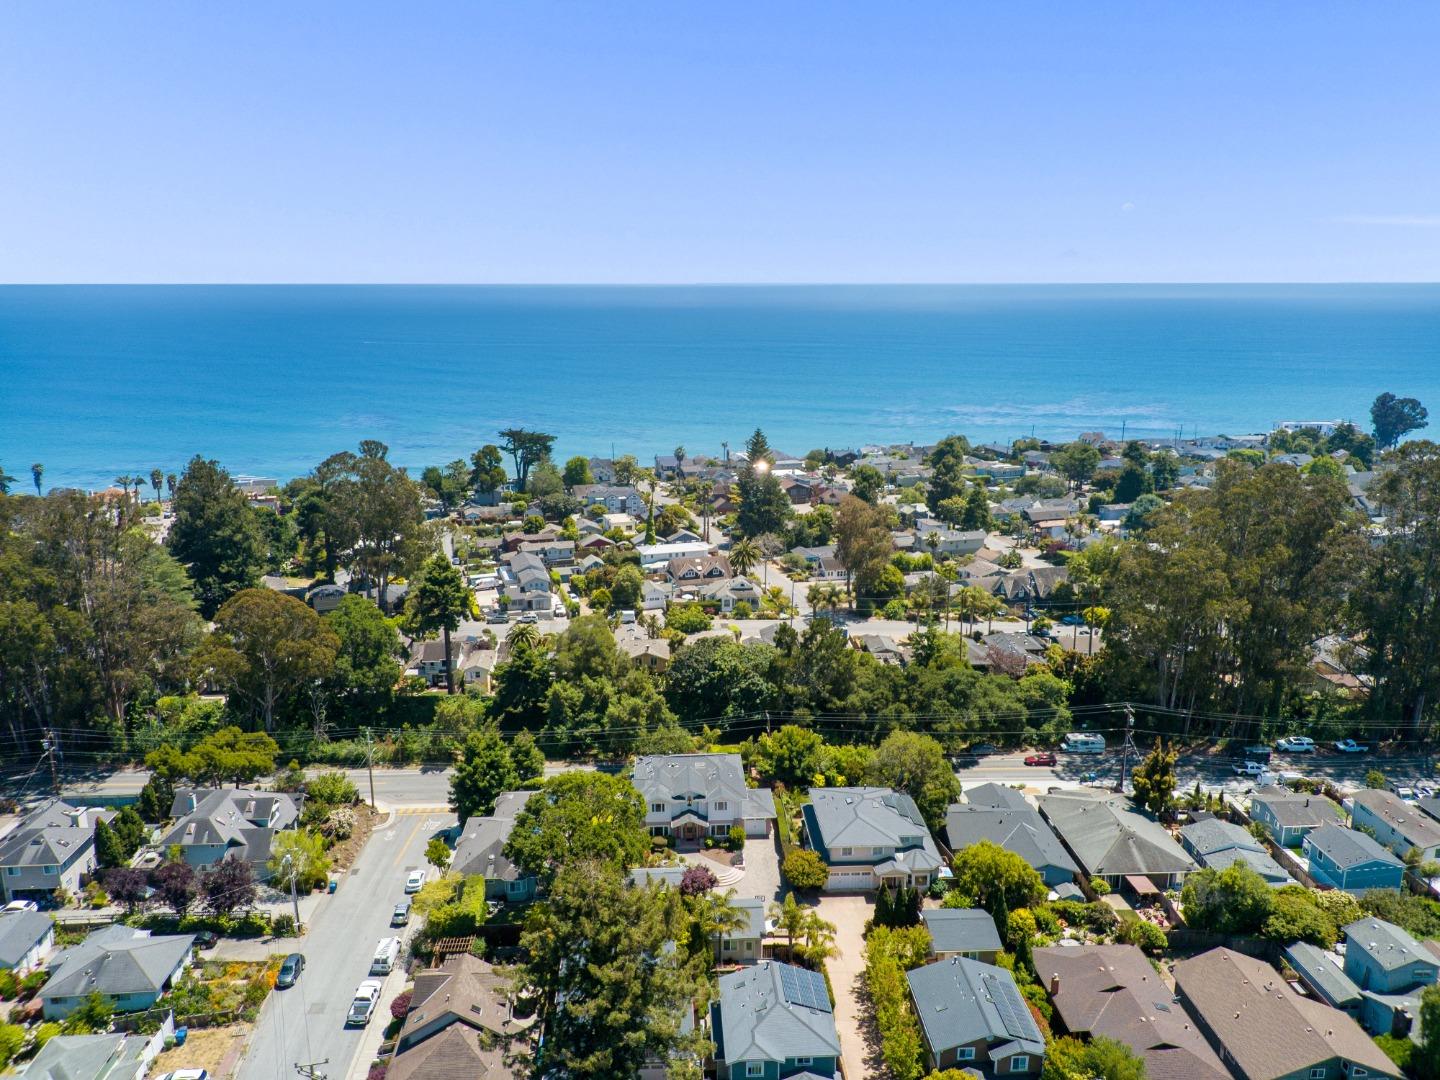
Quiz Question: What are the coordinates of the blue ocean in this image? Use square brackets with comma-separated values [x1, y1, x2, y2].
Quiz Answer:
[3, 285, 1439, 491]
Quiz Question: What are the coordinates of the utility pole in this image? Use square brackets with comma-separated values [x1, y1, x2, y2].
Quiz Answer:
[43, 729, 59, 795]
[283, 854, 301, 928]
[294, 1059, 328, 1079]
[363, 729, 376, 809]
[1117, 705, 1137, 794]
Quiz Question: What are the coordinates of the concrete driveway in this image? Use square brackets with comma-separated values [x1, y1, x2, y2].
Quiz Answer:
[736, 834, 783, 904]
[815, 893, 879, 1080]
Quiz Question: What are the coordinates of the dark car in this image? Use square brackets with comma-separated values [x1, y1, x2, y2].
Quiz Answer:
[1024, 752, 1057, 767]
[969, 743, 1000, 757]
[276, 953, 305, 989]
[192, 931, 219, 951]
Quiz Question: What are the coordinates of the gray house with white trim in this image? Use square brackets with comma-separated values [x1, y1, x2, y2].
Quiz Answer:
[907, 956, 1045, 1075]
[802, 787, 942, 892]
[0, 799, 105, 903]
[633, 754, 776, 842]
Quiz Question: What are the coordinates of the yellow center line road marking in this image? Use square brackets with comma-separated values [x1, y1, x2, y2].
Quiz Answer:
[389, 818, 425, 873]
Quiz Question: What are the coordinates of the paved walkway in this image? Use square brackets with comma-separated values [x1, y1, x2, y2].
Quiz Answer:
[815, 894, 876, 1080]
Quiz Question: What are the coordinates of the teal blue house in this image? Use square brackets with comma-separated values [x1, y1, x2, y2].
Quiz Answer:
[1303, 825, 1404, 893]
[712, 961, 841, 1079]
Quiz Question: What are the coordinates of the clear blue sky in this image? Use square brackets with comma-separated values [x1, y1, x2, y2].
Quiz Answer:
[2, 3, 1437, 283]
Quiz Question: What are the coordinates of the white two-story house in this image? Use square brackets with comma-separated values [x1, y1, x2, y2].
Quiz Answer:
[802, 787, 943, 892]
[0, 799, 105, 903]
[632, 754, 777, 842]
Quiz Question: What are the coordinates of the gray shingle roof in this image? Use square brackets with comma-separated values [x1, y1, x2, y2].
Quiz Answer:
[1036, 790, 1197, 879]
[962, 783, 1031, 811]
[805, 787, 940, 867]
[1344, 918, 1438, 975]
[906, 957, 1044, 1059]
[1250, 787, 1336, 829]
[22, 1032, 151, 1080]
[0, 798, 101, 870]
[1305, 824, 1403, 870]
[715, 961, 840, 1065]
[0, 909, 52, 968]
[158, 788, 300, 867]
[1034, 944, 1227, 1080]
[1283, 942, 1361, 1008]
[1353, 788, 1440, 849]
[452, 790, 540, 882]
[945, 803, 1078, 879]
[1179, 819, 1291, 883]
[724, 897, 766, 942]
[920, 909, 1002, 956]
[631, 754, 776, 822]
[44, 927, 194, 1001]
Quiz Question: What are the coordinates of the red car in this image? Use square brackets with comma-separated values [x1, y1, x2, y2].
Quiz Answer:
[1024, 752, 1057, 767]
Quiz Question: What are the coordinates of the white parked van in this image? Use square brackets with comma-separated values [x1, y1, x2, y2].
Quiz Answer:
[1061, 733, 1107, 754]
[370, 936, 401, 975]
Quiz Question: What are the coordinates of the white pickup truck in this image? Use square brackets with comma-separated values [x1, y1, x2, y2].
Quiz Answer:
[1334, 739, 1370, 754]
[346, 980, 382, 1026]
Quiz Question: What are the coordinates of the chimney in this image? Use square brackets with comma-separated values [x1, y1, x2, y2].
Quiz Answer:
[187, 792, 197, 813]
[1050, 973, 1060, 996]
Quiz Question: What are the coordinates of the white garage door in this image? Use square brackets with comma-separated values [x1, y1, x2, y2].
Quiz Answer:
[826, 869, 874, 891]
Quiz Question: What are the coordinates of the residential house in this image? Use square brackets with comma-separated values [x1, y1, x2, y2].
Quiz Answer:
[41, 925, 195, 1019]
[1284, 941, 1364, 1014]
[587, 457, 616, 483]
[906, 956, 1046, 1075]
[158, 788, 301, 880]
[851, 634, 910, 666]
[518, 538, 575, 567]
[1303, 824, 1404, 893]
[637, 540, 715, 567]
[572, 484, 646, 515]
[811, 556, 847, 582]
[601, 512, 636, 533]
[305, 582, 348, 613]
[711, 960, 841, 1079]
[459, 643, 496, 692]
[410, 637, 462, 688]
[914, 525, 987, 556]
[717, 897, 766, 966]
[497, 551, 553, 613]
[699, 575, 762, 612]
[633, 753, 777, 841]
[1035, 943, 1228, 1080]
[653, 454, 682, 478]
[21, 1030, 169, 1080]
[991, 566, 1068, 606]
[500, 525, 562, 553]
[667, 555, 733, 587]
[0, 907, 55, 973]
[1249, 787, 1337, 847]
[616, 626, 671, 672]
[1342, 917, 1439, 1039]
[944, 785, 1078, 887]
[1175, 947, 1401, 1080]
[452, 790, 541, 903]
[801, 787, 943, 891]
[390, 952, 532, 1080]
[1349, 788, 1440, 862]
[0, 799, 106, 903]
[641, 579, 671, 612]
[665, 528, 706, 544]
[1178, 818, 1292, 885]
[780, 477, 814, 505]
[920, 909, 1001, 963]
[791, 544, 837, 565]
[1036, 789, 1197, 890]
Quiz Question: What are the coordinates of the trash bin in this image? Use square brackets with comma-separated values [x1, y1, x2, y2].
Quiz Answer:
[174, 1027, 188, 1046]
[328, 879, 338, 894]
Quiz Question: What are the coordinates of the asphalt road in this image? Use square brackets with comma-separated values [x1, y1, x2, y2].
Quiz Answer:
[954, 749, 1436, 794]
[236, 808, 455, 1080]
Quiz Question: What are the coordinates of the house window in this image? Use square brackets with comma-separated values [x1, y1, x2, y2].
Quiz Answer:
[651, 803, 666, 813]
[839, 847, 852, 857]
[796, 1058, 812, 1067]
[957, 1047, 976, 1061]
[1308, 1069, 1326, 1079]
[715, 801, 728, 812]
[4, 868, 17, 877]
[1010, 1056, 1029, 1072]
[43, 866, 57, 875]
[745, 1064, 764, 1077]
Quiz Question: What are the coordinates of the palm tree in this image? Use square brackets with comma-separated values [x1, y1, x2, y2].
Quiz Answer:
[508, 622, 541, 651]
[30, 463, 43, 497]
[150, 468, 164, 503]
[673, 445, 686, 479]
[697, 480, 715, 540]
[729, 537, 760, 578]
[797, 909, 837, 967]
[114, 475, 130, 499]
[1082, 604, 1111, 656]
[165, 473, 178, 500]
[769, 894, 809, 962]
[0, 464, 16, 494]
[925, 531, 941, 560]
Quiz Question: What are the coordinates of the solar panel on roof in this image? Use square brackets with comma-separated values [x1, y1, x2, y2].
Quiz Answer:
[779, 964, 831, 1012]
[982, 971, 1032, 1040]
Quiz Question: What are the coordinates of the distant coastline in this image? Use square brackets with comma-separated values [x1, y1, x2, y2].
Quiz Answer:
[4, 283, 1438, 490]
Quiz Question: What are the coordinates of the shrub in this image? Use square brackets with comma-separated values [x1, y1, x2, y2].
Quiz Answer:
[782, 849, 830, 891]
[1116, 919, 1167, 954]
[728, 825, 746, 852]
[390, 990, 413, 1021]
[679, 865, 718, 896]
[1089, 877, 1112, 896]
[0, 1024, 23, 1070]
[271, 913, 298, 937]
[306, 771, 360, 807]
[0, 972, 19, 1001]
